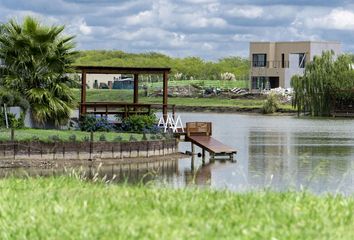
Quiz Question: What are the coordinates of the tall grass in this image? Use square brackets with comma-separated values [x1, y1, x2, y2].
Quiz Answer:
[0, 177, 352, 239]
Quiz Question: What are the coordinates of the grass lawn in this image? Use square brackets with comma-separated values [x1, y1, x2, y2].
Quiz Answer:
[0, 128, 148, 142]
[0, 177, 353, 239]
[148, 79, 248, 89]
[73, 89, 294, 111]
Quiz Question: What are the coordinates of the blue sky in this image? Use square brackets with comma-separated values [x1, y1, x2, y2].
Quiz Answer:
[1, 0, 354, 60]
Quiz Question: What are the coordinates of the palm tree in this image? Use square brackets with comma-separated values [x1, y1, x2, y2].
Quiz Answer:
[0, 16, 77, 126]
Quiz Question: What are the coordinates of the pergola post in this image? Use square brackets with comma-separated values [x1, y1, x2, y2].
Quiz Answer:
[162, 71, 168, 121]
[80, 69, 87, 116]
[133, 73, 139, 104]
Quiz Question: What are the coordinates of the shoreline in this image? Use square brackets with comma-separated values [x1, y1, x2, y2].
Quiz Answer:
[174, 105, 297, 115]
[0, 153, 182, 169]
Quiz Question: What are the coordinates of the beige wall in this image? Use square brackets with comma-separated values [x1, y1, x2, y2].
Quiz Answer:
[250, 41, 311, 68]
[249, 41, 341, 89]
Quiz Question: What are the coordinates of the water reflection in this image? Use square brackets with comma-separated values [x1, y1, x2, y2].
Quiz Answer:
[1, 113, 353, 194]
[176, 113, 354, 195]
[248, 129, 354, 193]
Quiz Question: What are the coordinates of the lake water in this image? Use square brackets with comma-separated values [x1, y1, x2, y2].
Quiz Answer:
[175, 112, 354, 195]
[2, 112, 354, 195]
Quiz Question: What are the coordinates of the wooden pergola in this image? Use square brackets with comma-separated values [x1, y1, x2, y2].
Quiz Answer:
[75, 66, 171, 119]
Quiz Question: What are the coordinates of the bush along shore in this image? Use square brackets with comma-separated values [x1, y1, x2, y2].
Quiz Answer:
[0, 177, 353, 239]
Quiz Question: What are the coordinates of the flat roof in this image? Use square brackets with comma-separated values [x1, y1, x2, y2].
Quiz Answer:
[74, 65, 171, 74]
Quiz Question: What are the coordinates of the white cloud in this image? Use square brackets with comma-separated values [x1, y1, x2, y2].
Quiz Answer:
[188, 15, 227, 28]
[1, 0, 354, 59]
[79, 20, 92, 35]
[227, 6, 264, 19]
[202, 42, 213, 50]
[183, 0, 218, 3]
[299, 8, 354, 30]
[232, 34, 256, 42]
[125, 10, 154, 25]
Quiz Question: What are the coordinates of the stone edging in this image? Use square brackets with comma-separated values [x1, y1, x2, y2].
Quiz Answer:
[0, 139, 178, 161]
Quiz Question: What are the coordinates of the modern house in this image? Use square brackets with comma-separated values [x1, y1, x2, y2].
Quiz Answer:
[249, 41, 341, 91]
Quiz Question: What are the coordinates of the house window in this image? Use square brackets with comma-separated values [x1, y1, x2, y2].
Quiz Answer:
[281, 54, 285, 68]
[299, 53, 306, 68]
[252, 54, 267, 67]
[252, 77, 268, 89]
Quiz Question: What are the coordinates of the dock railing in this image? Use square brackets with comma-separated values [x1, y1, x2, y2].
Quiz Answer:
[185, 122, 212, 137]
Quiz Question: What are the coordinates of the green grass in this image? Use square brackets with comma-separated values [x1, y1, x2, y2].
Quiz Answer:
[0, 177, 353, 239]
[0, 128, 147, 142]
[148, 79, 248, 89]
[73, 89, 294, 111]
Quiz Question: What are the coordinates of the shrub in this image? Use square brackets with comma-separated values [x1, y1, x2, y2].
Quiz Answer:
[221, 72, 236, 81]
[69, 134, 77, 142]
[121, 114, 157, 133]
[0, 112, 25, 129]
[143, 125, 160, 134]
[262, 93, 280, 114]
[99, 134, 106, 141]
[129, 135, 138, 142]
[82, 136, 90, 142]
[31, 135, 40, 141]
[80, 115, 114, 132]
[114, 136, 123, 142]
[48, 135, 60, 142]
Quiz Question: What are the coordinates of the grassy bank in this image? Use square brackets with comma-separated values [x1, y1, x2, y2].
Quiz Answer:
[0, 177, 353, 239]
[73, 89, 294, 111]
[0, 129, 148, 142]
[146, 79, 248, 89]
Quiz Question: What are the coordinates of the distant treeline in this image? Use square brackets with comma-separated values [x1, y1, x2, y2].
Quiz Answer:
[73, 50, 249, 80]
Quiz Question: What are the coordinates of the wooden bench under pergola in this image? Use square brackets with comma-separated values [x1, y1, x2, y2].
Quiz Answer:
[76, 66, 171, 120]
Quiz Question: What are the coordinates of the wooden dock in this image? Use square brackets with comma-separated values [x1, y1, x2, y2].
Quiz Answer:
[184, 122, 237, 161]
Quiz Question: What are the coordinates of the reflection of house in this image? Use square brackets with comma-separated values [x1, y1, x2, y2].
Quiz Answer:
[249, 41, 341, 91]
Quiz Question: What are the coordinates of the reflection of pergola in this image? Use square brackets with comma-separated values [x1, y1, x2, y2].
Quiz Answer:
[76, 66, 171, 120]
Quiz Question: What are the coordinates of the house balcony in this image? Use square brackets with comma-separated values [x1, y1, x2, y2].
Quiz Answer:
[251, 61, 289, 68]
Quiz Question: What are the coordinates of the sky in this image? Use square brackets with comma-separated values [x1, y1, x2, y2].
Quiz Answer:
[0, 0, 354, 60]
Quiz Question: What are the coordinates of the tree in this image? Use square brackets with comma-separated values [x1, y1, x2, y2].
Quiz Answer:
[0, 16, 77, 126]
[291, 51, 354, 116]
[73, 50, 250, 80]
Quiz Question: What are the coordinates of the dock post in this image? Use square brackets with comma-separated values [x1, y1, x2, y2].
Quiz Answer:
[230, 153, 236, 162]
[191, 143, 195, 170]
[202, 149, 205, 165]
[210, 153, 215, 163]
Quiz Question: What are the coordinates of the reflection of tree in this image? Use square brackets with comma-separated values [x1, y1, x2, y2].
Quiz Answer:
[248, 130, 289, 186]
[293, 133, 354, 189]
[248, 128, 354, 192]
